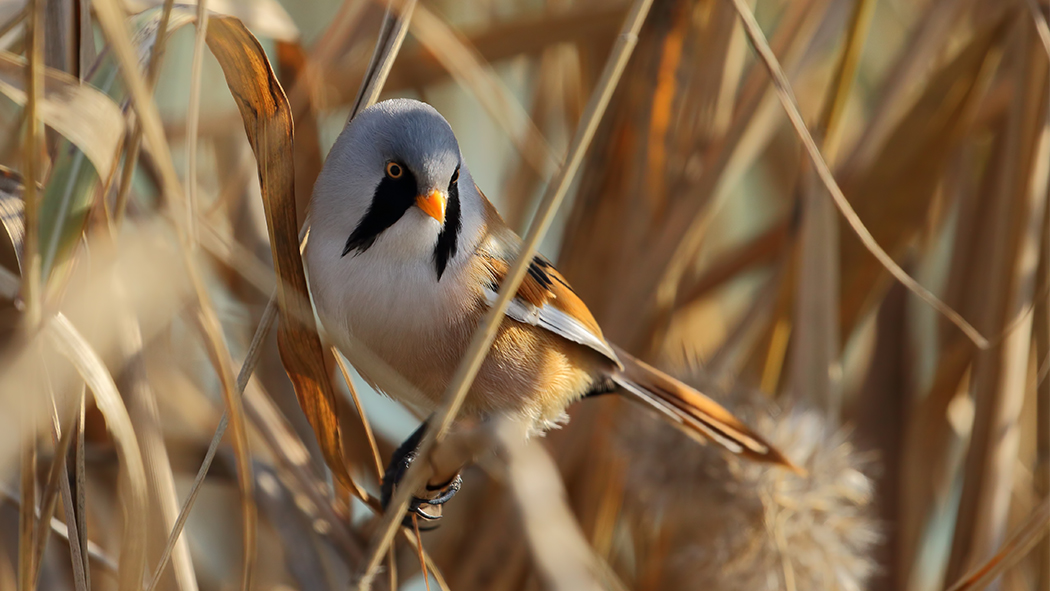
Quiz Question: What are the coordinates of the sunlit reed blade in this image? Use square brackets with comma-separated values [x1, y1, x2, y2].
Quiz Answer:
[176, 1, 423, 554]
[113, 0, 175, 227]
[29, 379, 79, 590]
[47, 312, 149, 591]
[945, 498, 1050, 591]
[93, 7, 261, 591]
[184, 0, 209, 244]
[123, 313, 200, 591]
[355, 0, 656, 586]
[409, 4, 556, 174]
[0, 484, 115, 576]
[725, 0, 991, 350]
[348, 0, 417, 123]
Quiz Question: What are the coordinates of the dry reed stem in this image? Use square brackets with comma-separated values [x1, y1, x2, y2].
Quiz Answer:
[947, 26, 1048, 583]
[155, 0, 423, 584]
[334, 352, 384, 478]
[185, 0, 210, 245]
[56, 420, 88, 591]
[1024, 0, 1050, 58]
[20, 0, 42, 328]
[348, 0, 418, 123]
[73, 390, 88, 589]
[0, 484, 116, 574]
[409, 3, 556, 175]
[331, 3, 626, 100]
[123, 313, 200, 591]
[355, 0, 655, 586]
[113, 0, 175, 226]
[143, 297, 276, 591]
[30, 380, 79, 589]
[240, 379, 365, 560]
[17, 399, 35, 591]
[792, 0, 873, 416]
[93, 7, 262, 589]
[47, 312, 149, 591]
[246, 362, 451, 589]
[844, 0, 971, 172]
[1035, 198, 1050, 591]
[0, 5, 27, 41]
[724, 0, 992, 350]
[189, 244, 257, 591]
[17, 2, 45, 589]
[945, 497, 1050, 591]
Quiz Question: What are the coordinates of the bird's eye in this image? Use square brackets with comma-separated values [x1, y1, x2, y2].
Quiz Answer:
[450, 167, 460, 185]
[386, 162, 403, 178]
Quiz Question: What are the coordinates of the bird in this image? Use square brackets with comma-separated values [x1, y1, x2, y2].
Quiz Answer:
[304, 98, 797, 523]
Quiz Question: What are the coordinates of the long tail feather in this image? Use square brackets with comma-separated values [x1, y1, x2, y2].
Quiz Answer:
[610, 345, 802, 473]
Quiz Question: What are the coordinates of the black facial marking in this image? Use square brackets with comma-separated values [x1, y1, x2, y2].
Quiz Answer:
[432, 166, 461, 280]
[342, 163, 418, 256]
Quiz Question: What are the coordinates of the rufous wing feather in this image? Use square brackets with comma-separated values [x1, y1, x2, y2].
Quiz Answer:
[610, 344, 802, 473]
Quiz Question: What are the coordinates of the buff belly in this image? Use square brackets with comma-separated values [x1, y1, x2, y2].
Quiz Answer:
[361, 312, 609, 432]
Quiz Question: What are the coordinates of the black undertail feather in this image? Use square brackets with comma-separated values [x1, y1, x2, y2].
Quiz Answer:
[433, 166, 461, 279]
[343, 164, 418, 256]
[583, 375, 617, 399]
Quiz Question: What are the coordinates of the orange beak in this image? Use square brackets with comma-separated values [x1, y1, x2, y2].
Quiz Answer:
[416, 189, 447, 224]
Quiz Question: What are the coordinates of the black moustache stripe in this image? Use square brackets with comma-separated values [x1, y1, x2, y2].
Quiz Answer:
[433, 169, 461, 280]
[342, 166, 418, 256]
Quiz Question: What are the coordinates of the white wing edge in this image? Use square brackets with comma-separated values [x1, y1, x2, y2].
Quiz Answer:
[483, 286, 620, 363]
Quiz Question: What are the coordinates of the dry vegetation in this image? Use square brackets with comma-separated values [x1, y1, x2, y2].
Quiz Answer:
[0, 0, 1047, 590]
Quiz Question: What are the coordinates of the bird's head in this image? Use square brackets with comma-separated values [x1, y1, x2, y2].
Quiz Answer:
[310, 98, 479, 279]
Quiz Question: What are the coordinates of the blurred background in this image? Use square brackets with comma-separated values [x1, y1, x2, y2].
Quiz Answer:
[0, 0, 1047, 590]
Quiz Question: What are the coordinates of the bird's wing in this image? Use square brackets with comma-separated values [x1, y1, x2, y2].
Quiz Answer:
[474, 195, 619, 366]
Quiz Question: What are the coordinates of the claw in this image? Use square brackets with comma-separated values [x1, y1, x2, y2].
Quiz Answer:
[381, 422, 463, 529]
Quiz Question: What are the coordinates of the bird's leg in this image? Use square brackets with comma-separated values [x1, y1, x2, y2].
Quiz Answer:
[380, 417, 493, 527]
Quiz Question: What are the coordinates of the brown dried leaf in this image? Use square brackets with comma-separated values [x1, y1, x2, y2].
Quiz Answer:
[203, 15, 352, 489]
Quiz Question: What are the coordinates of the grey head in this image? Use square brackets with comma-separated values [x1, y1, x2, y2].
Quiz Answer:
[310, 98, 477, 280]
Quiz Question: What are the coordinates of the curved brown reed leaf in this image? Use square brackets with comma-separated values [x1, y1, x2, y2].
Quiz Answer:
[202, 13, 353, 490]
[46, 312, 148, 591]
[146, 4, 422, 583]
[0, 52, 124, 181]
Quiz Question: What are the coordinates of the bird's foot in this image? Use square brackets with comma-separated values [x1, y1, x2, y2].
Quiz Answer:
[380, 422, 463, 529]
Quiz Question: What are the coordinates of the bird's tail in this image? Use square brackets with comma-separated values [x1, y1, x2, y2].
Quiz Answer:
[610, 345, 802, 472]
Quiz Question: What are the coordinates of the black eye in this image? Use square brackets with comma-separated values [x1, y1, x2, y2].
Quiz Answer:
[386, 162, 403, 178]
[450, 167, 459, 185]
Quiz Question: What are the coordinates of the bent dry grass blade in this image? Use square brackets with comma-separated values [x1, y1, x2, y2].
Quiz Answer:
[46, 313, 148, 591]
[0, 51, 125, 281]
